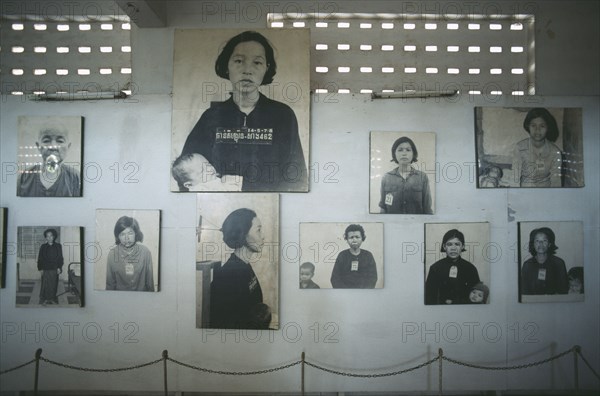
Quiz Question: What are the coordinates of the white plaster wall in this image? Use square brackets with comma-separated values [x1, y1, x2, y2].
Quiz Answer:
[0, 0, 598, 393]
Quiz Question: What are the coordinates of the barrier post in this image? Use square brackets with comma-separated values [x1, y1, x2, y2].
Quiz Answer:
[162, 350, 169, 396]
[34, 348, 42, 396]
[574, 345, 580, 392]
[438, 348, 443, 396]
[301, 352, 305, 396]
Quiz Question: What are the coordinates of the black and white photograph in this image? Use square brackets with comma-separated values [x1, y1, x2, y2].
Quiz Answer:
[475, 107, 584, 188]
[518, 221, 584, 303]
[17, 116, 83, 197]
[370, 131, 436, 214]
[16, 226, 83, 307]
[299, 223, 384, 289]
[95, 209, 161, 292]
[0, 208, 7, 288]
[196, 193, 279, 329]
[424, 223, 491, 305]
[171, 29, 310, 192]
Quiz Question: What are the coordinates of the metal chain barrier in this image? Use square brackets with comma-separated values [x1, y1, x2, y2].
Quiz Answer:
[441, 346, 575, 371]
[1, 345, 598, 396]
[1, 347, 596, 376]
[304, 356, 440, 378]
[438, 348, 443, 396]
[166, 357, 301, 376]
[576, 347, 600, 380]
[39, 356, 163, 373]
[0, 359, 36, 375]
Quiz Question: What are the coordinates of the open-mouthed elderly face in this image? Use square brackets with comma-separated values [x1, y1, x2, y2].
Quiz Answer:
[36, 127, 70, 162]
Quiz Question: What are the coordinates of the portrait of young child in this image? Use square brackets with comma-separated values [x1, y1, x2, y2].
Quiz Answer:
[299, 262, 320, 289]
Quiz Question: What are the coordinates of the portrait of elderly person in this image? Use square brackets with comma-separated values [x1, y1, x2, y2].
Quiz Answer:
[17, 117, 82, 197]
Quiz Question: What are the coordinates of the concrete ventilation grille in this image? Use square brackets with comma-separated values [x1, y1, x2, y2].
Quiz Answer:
[268, 13, 534, 95]
[1, 19, 132, 96]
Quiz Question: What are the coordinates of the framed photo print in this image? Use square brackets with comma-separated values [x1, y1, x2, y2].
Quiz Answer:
[424, 222, 491, 305]
[17, 116, 83, 197]
[1, 208, 7, 288]
[474, 107, 584, 188]
[16, 226, 83, 307]
[171, 29, 310, 192]
[370, 131, 436, 214]
[196, 193, 279, 329]
[299, 222, 384, 289]
[518, 221, 584, 303]
[94, 209, 161, 292]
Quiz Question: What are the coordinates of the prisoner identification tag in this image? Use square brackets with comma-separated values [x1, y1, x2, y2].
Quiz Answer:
[449, 265, 458, 278]
[385, 193, 393, 206]
[536, 159, 545, 172]
[538, 268, 547, 281]
[351, 260, 359, 271]
[215, 127, 274, 145]
[125, 263, 134, 276]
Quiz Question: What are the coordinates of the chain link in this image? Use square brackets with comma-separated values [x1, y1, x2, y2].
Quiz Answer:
[576, 350, 600, 380]
[0, 359, 36, 375]
[303, 356, 440, 378]
[442, 347, 575, 371]
[167, 357, 301, 376]
[3, 346, 597, 382]
[39, 356, 163, 373]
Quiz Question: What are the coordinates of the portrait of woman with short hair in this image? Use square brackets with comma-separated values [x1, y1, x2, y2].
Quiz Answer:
[172, 29, 310, 192]
[518, 221, 584, 303]
[196, 194, 279, 329]
[95, 209, 161, 292]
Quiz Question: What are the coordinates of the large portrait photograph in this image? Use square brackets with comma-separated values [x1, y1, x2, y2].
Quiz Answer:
[299, 223, 384, 289]
[196, 193, 279, 329]
[17, 116, 83, 197]
[474, 107, 584, 188]
[1, 208, 7, 288]
[94, 209, 161, 292]
[424, 223, 491, 305]
[370, 131, 436, 214]
[518, 221, 584, 303]
[16, 226, 83, 307]
[171, 29, 310, 193]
